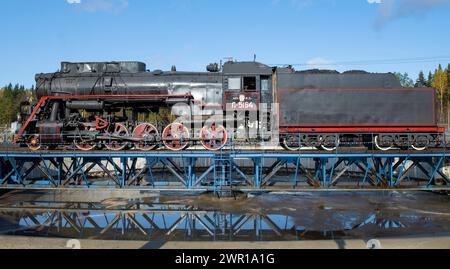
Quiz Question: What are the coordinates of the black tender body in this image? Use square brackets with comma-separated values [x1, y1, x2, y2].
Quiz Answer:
[279, 88, 436, 127]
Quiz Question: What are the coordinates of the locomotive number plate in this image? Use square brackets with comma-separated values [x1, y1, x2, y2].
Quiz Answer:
[225, 93, 259, 111]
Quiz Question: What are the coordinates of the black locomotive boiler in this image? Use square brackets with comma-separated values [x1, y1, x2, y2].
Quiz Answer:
[15, 60, 444, 151]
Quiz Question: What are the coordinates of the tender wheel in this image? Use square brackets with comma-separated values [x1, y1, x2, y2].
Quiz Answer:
[411, 135, 429, 151]
[281, 135, 301, 151]
[374, 135, 394, 151]
[320, 135, 340, 151]
[105, 123, 129, 151]
[200, 123, 228, 151]
[162, 123, 190, 151]
[132, 123, 159, 151]
[27, 135, 41, 151]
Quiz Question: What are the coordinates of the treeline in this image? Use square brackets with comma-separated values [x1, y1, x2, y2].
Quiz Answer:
[0, 84, 35, 126]
[395, 64, 450, 123]
[395, 63, 450, 99]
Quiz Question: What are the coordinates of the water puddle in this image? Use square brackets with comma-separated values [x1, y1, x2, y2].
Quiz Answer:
[0, 190, 448, 241]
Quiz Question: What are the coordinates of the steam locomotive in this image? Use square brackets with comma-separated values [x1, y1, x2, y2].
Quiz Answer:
[15, 60, 444, 151]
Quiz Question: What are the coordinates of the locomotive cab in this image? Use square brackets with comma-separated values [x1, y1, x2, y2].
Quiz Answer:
[222, 61, 273, 141]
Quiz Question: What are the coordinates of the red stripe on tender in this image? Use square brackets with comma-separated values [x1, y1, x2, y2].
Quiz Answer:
[278, 87, 435, 92]
[280, 127, 445, 133]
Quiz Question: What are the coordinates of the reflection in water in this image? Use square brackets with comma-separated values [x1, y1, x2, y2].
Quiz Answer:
[1, 201, 302, 241]
[0, 200, 437, 241]
[0, 191, 448, 241]
[355, 214, 405, 229]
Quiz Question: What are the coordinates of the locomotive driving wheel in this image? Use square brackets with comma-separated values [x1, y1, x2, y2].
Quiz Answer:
[200, 123, 228, 151]
[74, 124, 97, 151]
[75, 139, 97, 151]
[27, 135, 41, 151]
[132, 123, 159, 151]
[162, 123, 190, 151]
[105, 123, 129, 151]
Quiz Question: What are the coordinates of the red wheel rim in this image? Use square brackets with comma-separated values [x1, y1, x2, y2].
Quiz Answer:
[133, 123, 159, 151]
[75, 142, 96, 151]
[75, 124, 96, 151]
[105, 123, 129, 151]
[27, 135, 41, 151]
[200, 123, 228, 151]
[162, 123, 190, 151]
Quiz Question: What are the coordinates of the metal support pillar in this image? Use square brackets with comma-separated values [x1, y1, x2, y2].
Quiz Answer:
[121, 157, 127, 188]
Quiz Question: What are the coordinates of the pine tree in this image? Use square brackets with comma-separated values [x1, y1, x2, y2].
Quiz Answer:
[427, 71, 434, 87]
[416, 71, 426, 87]
[0, 84, 34, 125]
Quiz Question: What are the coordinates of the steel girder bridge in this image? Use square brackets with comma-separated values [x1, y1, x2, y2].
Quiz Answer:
[0, 147, 449, 191]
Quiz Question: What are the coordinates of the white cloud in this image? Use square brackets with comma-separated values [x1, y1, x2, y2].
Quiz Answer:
[306, 57, 334, 69]
[367, 0, 383, 4]
[66, 0, 129, 13]
[374, 0, 450, 29]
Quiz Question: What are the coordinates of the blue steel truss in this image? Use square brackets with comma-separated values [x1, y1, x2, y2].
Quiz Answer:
[0, 149, 449, 191]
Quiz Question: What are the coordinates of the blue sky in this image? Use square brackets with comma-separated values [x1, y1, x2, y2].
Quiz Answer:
[1, 0, 450, 87]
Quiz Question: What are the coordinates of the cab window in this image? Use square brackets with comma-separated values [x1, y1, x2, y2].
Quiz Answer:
[228, 77, 241, 90]
[261, 76, 270, 91]
[243, 77, 256, 91]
